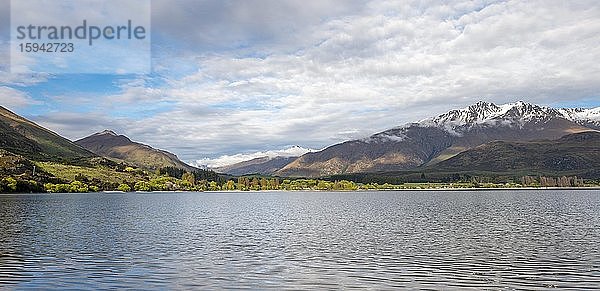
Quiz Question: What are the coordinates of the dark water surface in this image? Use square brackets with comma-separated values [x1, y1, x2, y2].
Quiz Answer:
[0, 190, 599, 290]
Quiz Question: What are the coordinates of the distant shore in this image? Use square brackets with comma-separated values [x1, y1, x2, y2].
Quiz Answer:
[128, 187, 600, 193]
[4, 187, 600, 195]
[99, 186, 600, 193]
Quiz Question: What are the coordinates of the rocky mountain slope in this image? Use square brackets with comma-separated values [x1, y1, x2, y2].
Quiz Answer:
[216, 156, 298, 176]
[277, 101, 599, 177]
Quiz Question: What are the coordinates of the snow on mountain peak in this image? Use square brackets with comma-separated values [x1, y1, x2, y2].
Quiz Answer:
[367, 101, 599, 142]
[97, 129, 118, 136]
[419, 101, 502, 127]
[559, 107, 600, 123]
[191, 145, 316, 168]
[416, 101, 569, 134]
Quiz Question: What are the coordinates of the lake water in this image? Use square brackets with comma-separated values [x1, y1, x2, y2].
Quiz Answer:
[0, 190, 599, 289]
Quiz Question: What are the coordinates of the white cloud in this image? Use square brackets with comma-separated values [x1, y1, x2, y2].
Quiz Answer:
[6, 0, 600, 162]
[131, 0, 600, 159]
[29, 111, 129, 141]
[0, 86, 39, 108]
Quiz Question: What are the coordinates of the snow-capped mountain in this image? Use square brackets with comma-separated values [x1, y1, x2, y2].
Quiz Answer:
[559, 107, 600, 129]
[206, 145, 315, 176]
[215, 156, 299, 176]
[191, 145, 315, 175]
[278, 101, 599, 177]
[416, 101, 599, 135]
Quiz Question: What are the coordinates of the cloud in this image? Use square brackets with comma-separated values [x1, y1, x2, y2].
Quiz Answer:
[151, 0, 366, 52]
[28, 111, 129, 141]
[5, 0, 600, 162]
[0, 86, 38, 108]
[136, 0, 600, 158]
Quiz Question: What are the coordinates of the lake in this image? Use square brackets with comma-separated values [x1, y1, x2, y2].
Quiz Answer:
[0, 190, 599, 289]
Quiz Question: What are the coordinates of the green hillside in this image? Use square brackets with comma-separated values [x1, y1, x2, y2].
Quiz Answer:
[0, 106, 223, 193]
[433, 131, 600, 174]
[0, 106, 97, 164]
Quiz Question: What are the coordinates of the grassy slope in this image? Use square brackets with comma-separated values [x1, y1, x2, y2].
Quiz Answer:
[75, 132, 196, 171]
[36, 162, 145, 185]
[0, 106, 96, 164]
[105, 145, 193, 170]
[432, 131, 600, 173]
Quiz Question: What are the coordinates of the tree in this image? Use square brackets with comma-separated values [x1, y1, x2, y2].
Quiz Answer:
[237, 177, 245, 190]
[208, 181, 220, 191]
[225, 180, 236, 190]
[181, 172, 195, 186]
[118, 184, 132, 192]
[69, 181, 89, 192]
[1, 177, 17, 193]
[260, 178, 268, 190]
[198, 180, 208, 191]
[250, 177, 260, 190]
[134, 181, 151, 191]
[317, 180, 332, 190]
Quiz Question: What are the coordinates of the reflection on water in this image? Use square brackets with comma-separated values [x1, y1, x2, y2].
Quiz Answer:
[0, 190, 599, 289]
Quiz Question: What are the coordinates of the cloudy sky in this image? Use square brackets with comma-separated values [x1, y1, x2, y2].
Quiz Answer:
[1, 0, 599, 166]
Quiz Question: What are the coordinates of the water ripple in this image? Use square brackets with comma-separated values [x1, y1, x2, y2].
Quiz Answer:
[0, 190, 599, 289]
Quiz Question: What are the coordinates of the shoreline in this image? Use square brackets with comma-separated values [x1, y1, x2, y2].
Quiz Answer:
[3, 187, 600, 195]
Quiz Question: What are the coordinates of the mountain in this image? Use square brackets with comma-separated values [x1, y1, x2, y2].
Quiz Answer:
[215, 156, 298, 176]
[432, 131, 600, 176]
[0, 106, 98, 164]
[195, 145, 313, 168]
[195, 145, 314, 175]
[277, 101, 599, 177]
[558, 107, 600, 130]
[75, 130, 197, 171]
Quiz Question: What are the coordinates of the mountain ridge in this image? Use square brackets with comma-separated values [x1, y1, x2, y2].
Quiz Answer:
[215, 156, 298, 176]
[431, 131, 600, 175]
[0, 106, 99, 164]
[277, 101, 599, 177]
[75, 130, 197, 171]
